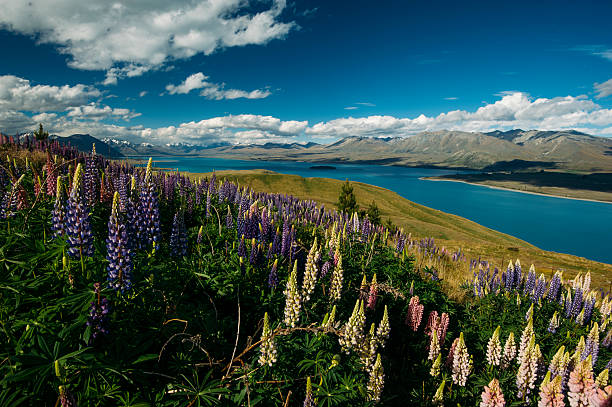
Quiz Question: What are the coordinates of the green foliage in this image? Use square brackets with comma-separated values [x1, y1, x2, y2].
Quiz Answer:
[336, 179, 358, 215]
[366, 200, 381, 226]
[34, 123, 49, 141]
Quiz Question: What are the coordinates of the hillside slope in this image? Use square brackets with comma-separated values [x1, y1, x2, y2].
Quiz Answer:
[190, 169, 612, 287]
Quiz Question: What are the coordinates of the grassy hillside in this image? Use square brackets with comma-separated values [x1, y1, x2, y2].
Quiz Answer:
[189, 169, 612, 290]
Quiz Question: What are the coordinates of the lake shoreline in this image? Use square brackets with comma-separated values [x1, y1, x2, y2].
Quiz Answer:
[422, 176, 612, 204]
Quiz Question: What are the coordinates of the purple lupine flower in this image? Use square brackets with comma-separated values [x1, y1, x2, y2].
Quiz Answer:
[206, 189, 211, 218]
[272, 226, 281, 255]
[547, 272, 562, 302]
[196, 226, 203, 246]
[570, 288, 583, 319]
[281, 220, 290, 257]
[86, 282, 110, 341]
[268, 258, 279, 288]
[135, 159, 161, 250]
[532, 275, 547, 303]
[107, 192, 133, 292]
[66, 164, 94, 259]
[504, 261, 514, 291]
[583, 296, 595, 325]
[169, 211, 188, 258]
[51, 177, 67, 238]
[83, 146, 99, 206]
[249, 238, 259, 265]
[238, 235, 247, 258]
[320, 261, 332, 278]
[514, 260, 523, 289]
[226, 205, 234, 229]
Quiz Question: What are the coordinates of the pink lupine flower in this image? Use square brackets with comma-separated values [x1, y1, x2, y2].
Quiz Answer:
[481, 378, 505, 407]
[567, 355, 597, 407]
[405, 296, 424, 332]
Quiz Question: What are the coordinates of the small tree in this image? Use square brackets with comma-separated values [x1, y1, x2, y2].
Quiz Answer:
[336, 179, 358, 215]
[34, 123, 49, 141]
[367, 200, 381, 226]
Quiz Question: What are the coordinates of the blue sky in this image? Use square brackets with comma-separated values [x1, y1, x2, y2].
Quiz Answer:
[0, 0, 611, 145]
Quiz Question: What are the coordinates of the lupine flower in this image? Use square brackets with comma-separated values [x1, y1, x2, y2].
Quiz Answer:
[376, 305, 390, 347]
[517, 318, 535, 365]
[502, 332, 516, 368]
[367, 353, 384, 403]
[573, 337, 586, 364]
[582, 322, 600, 365]
[596, 369, 609, 388]
[405, 296, 424, 332]
[409, 280, 414, 296]
[107, 192, 132, 292]
[322, 305, 337, 330]
[86, 282, 110, 341]
[533, 274, 547, 303]
[514, 259, 523, 289]
[487, 326, 502, 366]
[169, 211, 187, 258]
[538, 372, 565, 407]
[329, 254, 344, 302]
[432, 379, 445, 404]
[428, 328, 440, 362]
[339, 299, 365, 354]
[226, 205, 234, 229]
[58, 385, 76, 407]
[525, 303, 534, 321]
[425, 310, 440, 337]
[283, 260, 301, 328]
[439, 312, 450, 345]
[196, 226, 203, 246]
[570, 288, 584, 320]
[547, 271, 563, 303]
[367, 273, 378, 309]
[66, 164, 94, 259]
[481, 378, 505, 407]
[451, 332, 472, 387]
[362, 323, 378, 371]
[524, 264, 537, 297]
[548, 311, 560, 334]
[603, 330, 612, 349]
[238, 235, 247, 258]
[583, 293, 596, 325]
[135, 158, 161, 250]
[592, 385, 612, 406]
[565, 289, 573, 318]
[301, 238, 319, 302]
[258, 312, 277, 367]
[51, 177, 66, 238]
[516, 335, 540, 398]
[320, 261, 332, 278]
[446, 337, 459, 369]
[548, 346, 571, 391]
[430, 353, 442, 377]
[567, 355, 597, 407]
[268, 259, 279, 288]
[249, 238, 258, 265]
[303, 376, 316, 407]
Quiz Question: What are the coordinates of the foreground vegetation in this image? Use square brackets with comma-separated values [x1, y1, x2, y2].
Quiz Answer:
[1, 138, 612, 406]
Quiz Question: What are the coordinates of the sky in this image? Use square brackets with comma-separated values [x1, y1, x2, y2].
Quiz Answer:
[0, 0, 611, 145]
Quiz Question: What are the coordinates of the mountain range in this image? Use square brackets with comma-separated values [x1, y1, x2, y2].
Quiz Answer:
[53, 129, 612, 172]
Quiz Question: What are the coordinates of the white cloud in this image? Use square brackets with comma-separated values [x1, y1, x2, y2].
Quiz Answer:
[306, 92, 612, 138]
[139, 91, 148, 98]
[344, 106, 358, 110]
[444, 97, 458, 101]
[166, 72, 271, 100]
[0, 75, 100, 112]
[0, 0, 295, 82]
[595, 50, 612, 62]
[595, 78, 612, 99]
[66, 103, 141, 121]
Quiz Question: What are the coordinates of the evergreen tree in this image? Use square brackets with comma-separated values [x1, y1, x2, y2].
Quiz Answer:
[34, 123, 49, 141]
[367, 200, 381, 226]
[336, 179, 358, 215]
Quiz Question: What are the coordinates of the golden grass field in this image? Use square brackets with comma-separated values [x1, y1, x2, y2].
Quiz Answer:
[186, 169, 612, 296]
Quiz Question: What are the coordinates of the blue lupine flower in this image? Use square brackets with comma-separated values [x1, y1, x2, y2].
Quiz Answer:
[135, 158, 160, 250]
[547, 272, 562, 302]
[169, 210, 188, 258]
[107, 192, 132, 292]
[51, 177, 66, 238]
[66, 164, 94, 259]
[86, 282, 110, 342]
[268, 259, 279, 288]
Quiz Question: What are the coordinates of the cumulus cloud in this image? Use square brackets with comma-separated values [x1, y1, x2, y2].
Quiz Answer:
[306, 92, 612, 138]
[0, 0, 295, 82]
[66, 103, 141, 121]
[0, 75, 100, 112]
[595, 78, 612, 99]
[166, 72, 271, 100]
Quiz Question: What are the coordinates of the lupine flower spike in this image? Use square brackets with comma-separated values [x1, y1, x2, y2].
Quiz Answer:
[367, 353, 384, 403]
[258, 312, 277, 367]
[487, 326, 502, 366]
[480, 378, 505, 407]
[502, 332, 516, 368]
[538, 372, 564, 407]
[107, 192, 133, 292]
[329, 254, 344, 302]
[66, 163, 94, 259]
[303, 376, 316, 407]
[283, 260, 301, 328]
[376, 305, 390, 347]
[567, 355, 596, 406]
[451, 332, 473, 386]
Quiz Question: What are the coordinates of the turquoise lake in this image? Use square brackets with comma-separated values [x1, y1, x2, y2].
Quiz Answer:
[147, 156, 612, 265]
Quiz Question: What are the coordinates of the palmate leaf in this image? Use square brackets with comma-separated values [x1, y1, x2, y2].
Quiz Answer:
[168, 370, 228, 406]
